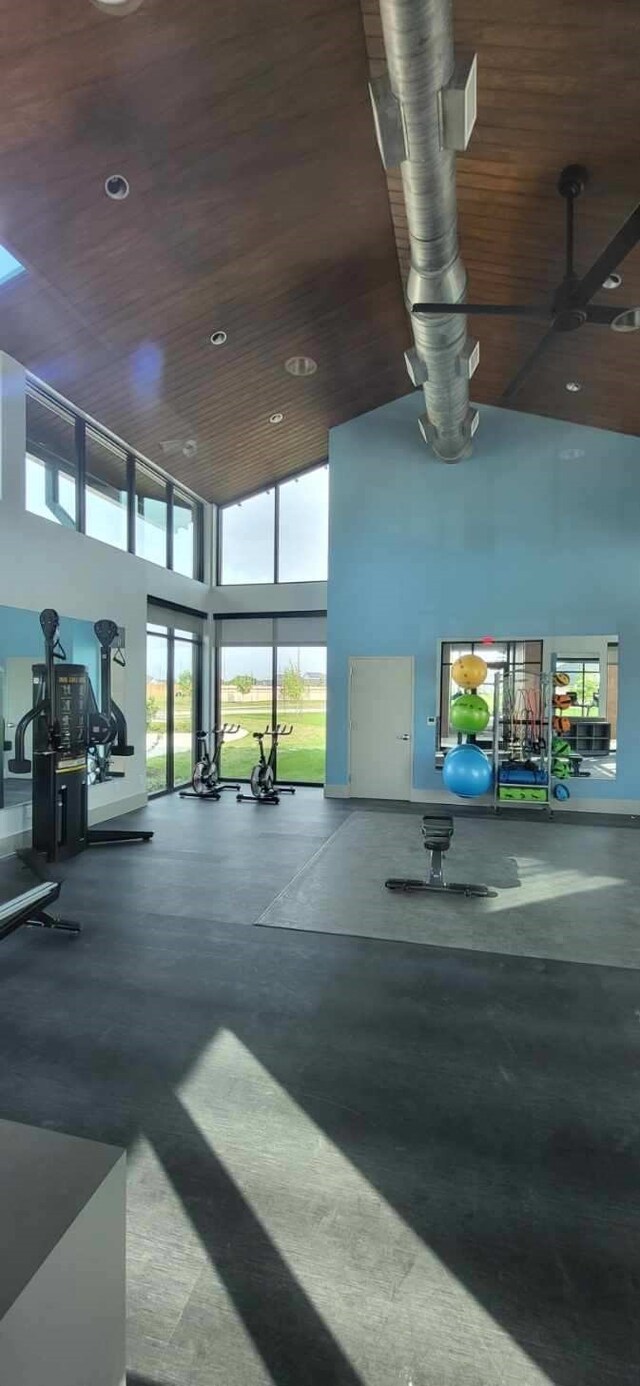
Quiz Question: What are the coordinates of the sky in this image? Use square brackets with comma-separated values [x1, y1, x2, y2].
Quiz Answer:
[221, 466, 328, 584]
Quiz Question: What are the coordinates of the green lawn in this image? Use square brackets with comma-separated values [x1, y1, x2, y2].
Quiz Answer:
[220, 707, 326, 783]
[146, 708, 326, 792]
[146, 748, 193, 794]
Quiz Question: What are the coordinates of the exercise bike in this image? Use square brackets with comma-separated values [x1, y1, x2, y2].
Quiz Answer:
[180, 724, 241, 800]
[237, 724, 296, 805]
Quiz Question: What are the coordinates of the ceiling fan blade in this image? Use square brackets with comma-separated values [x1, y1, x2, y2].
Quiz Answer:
[573, 203, 640, 308]
[585, 303, 637, 326]
[412, 302, 551, 319]
[501, 327, 557, 402]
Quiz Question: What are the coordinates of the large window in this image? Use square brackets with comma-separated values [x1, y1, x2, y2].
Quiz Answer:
[25, 381, 204, 578]
[219, 463, 328, 586]
[146, 620, 201, 794]
[220, 489, 275, 584]
[146, 631, 169, 794]
[218, 616, 326, 785]
[85, 429, 128, 551]
[26, 391, 77, 528]
[173, 493, 197, 578]
[219, 645, 274, 779]
[278, 467, 328, 582]
[136, 465, 168, 567]
[276, 645, 327, 782]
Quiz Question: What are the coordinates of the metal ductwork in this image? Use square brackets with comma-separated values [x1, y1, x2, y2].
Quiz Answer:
[370, 0, 479, 461]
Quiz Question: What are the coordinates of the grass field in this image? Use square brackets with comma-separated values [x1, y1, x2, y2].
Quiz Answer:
[220, 706, 326, 783]
[146, 705, 326, 791]
[146, 749, 193, 794]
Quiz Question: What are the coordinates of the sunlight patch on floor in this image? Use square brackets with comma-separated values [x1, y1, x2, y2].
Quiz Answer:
[126, 1133, 274, 1385]
[482, 864, 625, 913]
[178, 1028, 554, 1386]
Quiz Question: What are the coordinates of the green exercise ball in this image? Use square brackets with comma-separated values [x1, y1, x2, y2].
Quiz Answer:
[450, 692, 490, 734]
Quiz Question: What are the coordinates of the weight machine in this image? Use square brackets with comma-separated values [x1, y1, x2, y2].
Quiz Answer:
[9, 609, 153, 863]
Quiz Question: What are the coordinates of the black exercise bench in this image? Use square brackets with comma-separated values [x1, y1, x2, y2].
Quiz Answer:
[0, 880, 80, 944]
[385, 814, 496, 898]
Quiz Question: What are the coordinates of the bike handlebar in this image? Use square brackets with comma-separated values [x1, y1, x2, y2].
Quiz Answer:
[252, 724, 293, 739]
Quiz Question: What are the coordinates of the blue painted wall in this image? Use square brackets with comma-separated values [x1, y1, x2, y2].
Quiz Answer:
[0, 605, 98, 691]
[327, 394, 640, 801]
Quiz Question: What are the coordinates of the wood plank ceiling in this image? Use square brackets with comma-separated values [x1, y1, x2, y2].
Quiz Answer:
[0, 0, 409, 502]
[362, 0, 640, 439]
[1, 1, 638, 504]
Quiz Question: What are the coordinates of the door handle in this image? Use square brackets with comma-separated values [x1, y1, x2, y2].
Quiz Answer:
[396, 733, 411, 741]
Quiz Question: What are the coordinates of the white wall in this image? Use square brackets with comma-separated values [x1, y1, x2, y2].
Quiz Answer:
[0, 353, 210, 849]
[211, 580, 326, 617]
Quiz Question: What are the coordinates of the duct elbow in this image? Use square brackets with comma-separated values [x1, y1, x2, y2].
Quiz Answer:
[418, 407, 479, 462]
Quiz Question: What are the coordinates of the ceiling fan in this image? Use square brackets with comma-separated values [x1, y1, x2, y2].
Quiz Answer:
[411, 165, 640, 401]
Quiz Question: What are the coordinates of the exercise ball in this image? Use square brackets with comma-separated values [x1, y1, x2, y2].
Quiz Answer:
[450, 692, 490, 734]
[443, 743, 493, 798]
[452, 653, 488, 690]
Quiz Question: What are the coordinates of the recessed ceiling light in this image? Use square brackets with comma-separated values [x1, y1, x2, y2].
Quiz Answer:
[91, 0, 146, 14]
[611, 308, 640, 334]
[210, 330, 227, 346]
[285, 355, 317, 377]
[269, 412, 284, 424]
[105, 174, 130, 200]
[603, 273, 622, 291]
[565, 381, 582, 393]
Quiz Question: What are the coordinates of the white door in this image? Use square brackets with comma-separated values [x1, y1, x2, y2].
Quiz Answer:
[349, 657, 413, 799]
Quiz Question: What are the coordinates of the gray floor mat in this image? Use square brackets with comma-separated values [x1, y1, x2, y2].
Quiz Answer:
[258, 810, 640, 968]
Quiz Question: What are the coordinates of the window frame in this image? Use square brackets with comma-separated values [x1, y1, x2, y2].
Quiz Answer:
[217, 459, 328, 587]
[25, 380, 205, 580]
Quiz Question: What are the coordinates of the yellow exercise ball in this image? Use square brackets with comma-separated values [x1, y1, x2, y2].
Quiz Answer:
[452, 653, 488, 690]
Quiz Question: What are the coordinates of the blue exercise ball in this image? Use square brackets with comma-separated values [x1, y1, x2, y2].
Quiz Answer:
[443, 743, 493, 799]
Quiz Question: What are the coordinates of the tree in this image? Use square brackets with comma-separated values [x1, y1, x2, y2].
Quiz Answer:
[282, 662, 305, 712]
[176, 669, 192, 696]
[231, 674, 256, 697]
[146, 693, 159, 726]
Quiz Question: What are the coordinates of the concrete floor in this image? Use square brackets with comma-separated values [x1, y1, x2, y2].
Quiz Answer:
[0, 791, 639, 1385]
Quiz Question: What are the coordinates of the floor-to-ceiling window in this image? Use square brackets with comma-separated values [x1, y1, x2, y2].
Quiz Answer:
[146, 617, 202, 794]
[219, 643, 274, 779]
[217, 616, 326, 785]
[276, 644, 327, 783]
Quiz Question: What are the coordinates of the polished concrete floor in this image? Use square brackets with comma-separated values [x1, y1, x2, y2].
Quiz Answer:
[0, 791, 639, 1386]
